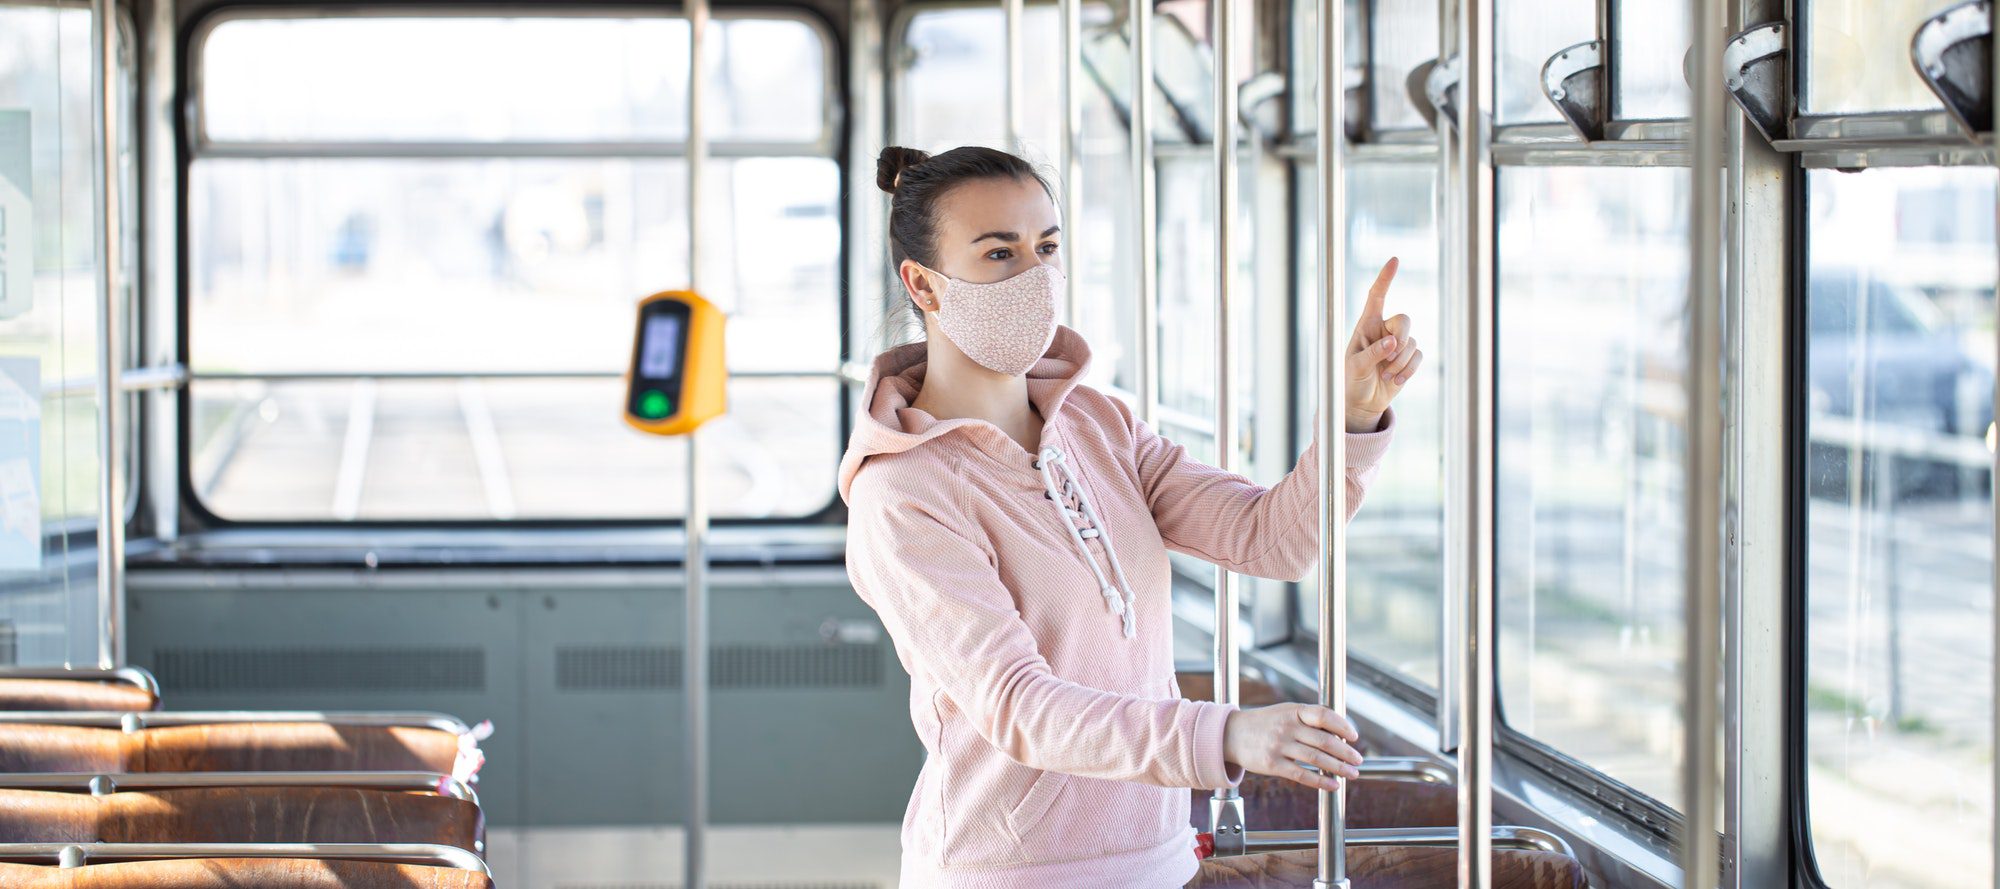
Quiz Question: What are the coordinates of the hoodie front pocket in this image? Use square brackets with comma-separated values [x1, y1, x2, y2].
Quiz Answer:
[1004, 768, 1070, 846]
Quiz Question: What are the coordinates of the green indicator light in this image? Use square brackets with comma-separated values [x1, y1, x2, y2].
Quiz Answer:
[639, 390, 672, 419]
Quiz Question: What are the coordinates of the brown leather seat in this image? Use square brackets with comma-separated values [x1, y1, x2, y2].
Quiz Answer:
[1176, 671, 1286, 707]
[0, 788, 481, 851]
[0, 858, 492, 888]
[1190, 775, 1456, 832]
[0, 682, 156, 714]
[0, 724, 462, 774]
[1185, 845, 1588, 888]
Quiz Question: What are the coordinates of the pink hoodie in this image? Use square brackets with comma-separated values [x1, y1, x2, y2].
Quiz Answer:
[837, 326, 1393, 888]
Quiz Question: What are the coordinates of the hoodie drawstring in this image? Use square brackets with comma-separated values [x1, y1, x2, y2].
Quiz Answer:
[1037, 446, 1138, 638]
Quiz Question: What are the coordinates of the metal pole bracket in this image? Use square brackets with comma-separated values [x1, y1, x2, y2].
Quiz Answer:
[1540, 40, 1606, 141]
[1722, 22, 1790, 145]
[1419, 55, 1462, 133]
[1912, 0, 1992, 140]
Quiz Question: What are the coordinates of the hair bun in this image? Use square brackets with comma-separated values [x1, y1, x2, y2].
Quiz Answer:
[876, 146, 933, 195]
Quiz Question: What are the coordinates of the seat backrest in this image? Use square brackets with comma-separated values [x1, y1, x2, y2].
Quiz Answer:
[0, 726, 122, 773]
[1185, 846, 1588, 888]
[0, 858, 493, 889]
[0, 724, 460, 775]
[1174, 671, 1285, 707]
[1189, 776, 1456, 832]
[0, 682, 156, 714]
[0, 788, 481, 851]
[130, 725, 461, 774]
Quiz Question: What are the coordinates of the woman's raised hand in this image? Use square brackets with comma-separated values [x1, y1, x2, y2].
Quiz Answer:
[1344, 257, 1422, 433]
[1220, 703, 1364, 793]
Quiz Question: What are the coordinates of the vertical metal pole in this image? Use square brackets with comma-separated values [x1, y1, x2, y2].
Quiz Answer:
[1131, 0, 1158, 422]
[848, 0, 887, 358]
[90, 0, 126, 670]
[1004, 0, 1024, 149]
[1990, 7, 1999, 888]
[684, 1, 710, 887]
[1059, 0, 1083, 328]
[1721, 4, 1790, 889]
[1454, 0, 1494, 883]
[1312, 0, 1349, 883]
[1207, 0, 1245, 858]
[1684, 0, 1725, 884]
[1435, 0, 1463, 755]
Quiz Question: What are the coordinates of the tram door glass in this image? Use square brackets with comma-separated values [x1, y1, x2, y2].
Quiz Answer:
[0, 2, 136, 664]
[1494, 164, 1689, 808]
[187, 15, 839, 522]
[1610, 0, 1691, 120]
[1804, 167, 1996, 889]
[1293, 163, 1442, 689]
[1494, 0, 1595, 125]
[1803, 0, 1959, 114]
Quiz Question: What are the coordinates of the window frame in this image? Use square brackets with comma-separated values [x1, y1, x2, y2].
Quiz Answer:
[173, 1, 855, 531]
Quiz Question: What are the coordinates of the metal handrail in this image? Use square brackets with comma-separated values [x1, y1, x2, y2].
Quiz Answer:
[0, 711, 471, 734]
[0, 842, 488, 874]
[1314, 0, 1352, 879]
[1355, 756, 1453, 786]
[1207, 0, 1245, 859]
[1215, 825, 1574, 858]
[0, 667, 161, 699]
[0, 771, 478, 806]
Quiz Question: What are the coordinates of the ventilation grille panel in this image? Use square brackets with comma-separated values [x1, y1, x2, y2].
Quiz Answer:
[556, 644, 883, 691]
[154, 647, 486, 692]
[0, 621, 16, 665]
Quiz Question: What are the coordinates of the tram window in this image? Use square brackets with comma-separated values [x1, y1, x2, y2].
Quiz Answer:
[1494, 165, 1690, 808]
[1803, 0, 1957, 114]
[1803, 167, 1996, 889]
[1496, 0, 1595, 124]
[1287, 0, 1365, 137]
[200, 16, 827, 145]
[1367, 0, 1440, 132]
[1610, 0, 1690, 120]
[189, 14, 840, 522]
[1293, 163, 1442, 688]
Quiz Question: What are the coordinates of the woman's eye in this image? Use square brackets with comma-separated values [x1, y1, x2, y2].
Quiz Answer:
[987, 249, 1012, 260]
[1038, 242, 1060, 255]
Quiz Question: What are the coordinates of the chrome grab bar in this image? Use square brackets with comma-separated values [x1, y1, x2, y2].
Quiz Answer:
[1354, 756, 1453, 786]
[0, 771, 478, 805]
[0, 842, 488, 874]
[0, 711, 471, 734]
[1198, 826, 1574, 859]
[0, 667, 162, 699]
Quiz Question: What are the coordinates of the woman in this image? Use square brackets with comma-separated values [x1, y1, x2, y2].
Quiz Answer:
[837, 145, 1421, 888]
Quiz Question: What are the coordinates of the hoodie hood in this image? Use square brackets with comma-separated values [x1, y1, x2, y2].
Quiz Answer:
[837, 324, 1093, 505]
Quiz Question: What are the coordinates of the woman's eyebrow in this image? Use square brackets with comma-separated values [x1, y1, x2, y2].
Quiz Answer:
[970, 224, 1060, 245]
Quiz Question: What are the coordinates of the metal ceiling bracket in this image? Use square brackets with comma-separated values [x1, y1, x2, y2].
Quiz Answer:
[1911, 0, 1992, 139]
[1541, 40, 1605, 141]
[1420, 54, 1462, 132]
[1723, 22, 1790, 145]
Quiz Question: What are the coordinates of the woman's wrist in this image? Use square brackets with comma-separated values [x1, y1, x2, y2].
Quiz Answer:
[1345, 410, 1384, 434]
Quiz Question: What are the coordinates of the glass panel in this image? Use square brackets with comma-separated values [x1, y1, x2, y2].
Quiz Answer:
[1496, 0, 1595, 124]
[1289, 0, 1364, 138]
[1155, 154, 1216, 420]
[191, 157, 839, 376]
[1495, 166, 1689, 806]
[1371, 0, 1441, 131]
[201, 16, 827, 143]
[0, 3, 136, 664]
[1805, 167, 1996, 889]
[1295, 163, 1442, 687]
[1805, 0, 1955, 114]
[191, 376, 837, 521]
[1613, 0, 1690, 119]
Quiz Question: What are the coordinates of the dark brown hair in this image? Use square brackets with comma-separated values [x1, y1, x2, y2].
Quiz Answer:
[875, 145, 1053, 270]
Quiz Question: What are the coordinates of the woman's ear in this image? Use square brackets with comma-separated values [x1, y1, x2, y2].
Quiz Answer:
[899, 259, 939, 314]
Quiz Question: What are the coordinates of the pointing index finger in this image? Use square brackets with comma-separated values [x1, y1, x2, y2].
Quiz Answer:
[1361, 257, 1399, 327]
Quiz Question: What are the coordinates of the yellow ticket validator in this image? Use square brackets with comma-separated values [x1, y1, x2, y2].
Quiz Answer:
[623, 290, 727, 436]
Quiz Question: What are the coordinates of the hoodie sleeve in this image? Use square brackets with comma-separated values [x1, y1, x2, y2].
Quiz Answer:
[846, 473, 1245, 790]
[1133, 407, 1395, 582]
